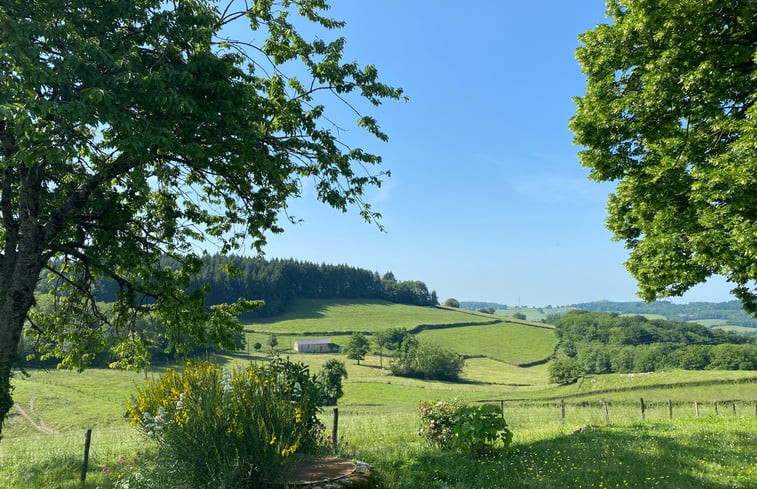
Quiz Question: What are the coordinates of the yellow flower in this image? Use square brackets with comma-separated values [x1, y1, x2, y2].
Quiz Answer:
[269, 435, 277, 445]
[281, 442, 298, 457]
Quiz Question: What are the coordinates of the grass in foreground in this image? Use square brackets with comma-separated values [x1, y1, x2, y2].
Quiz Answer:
[337, 409, 757, 489]
[2, 366, 757, 489]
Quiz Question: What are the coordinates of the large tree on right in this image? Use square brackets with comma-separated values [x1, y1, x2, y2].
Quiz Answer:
[571, 0, 756, 314]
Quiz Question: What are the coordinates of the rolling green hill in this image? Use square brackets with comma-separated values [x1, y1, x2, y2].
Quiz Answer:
[244, 298, 496, 334]
[3, 298, 756, 489]
[417, 321, 556, 366]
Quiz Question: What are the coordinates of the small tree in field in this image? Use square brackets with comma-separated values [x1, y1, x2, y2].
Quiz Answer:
[444, 298, 460, 308]
[344, 332, 369, 365]
[317, 359, 348, 406]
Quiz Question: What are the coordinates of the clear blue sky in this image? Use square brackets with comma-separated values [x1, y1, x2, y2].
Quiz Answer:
[257, 1, 734, 307]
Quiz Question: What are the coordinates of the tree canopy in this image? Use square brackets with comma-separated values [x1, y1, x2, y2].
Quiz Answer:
[343, 332, 369, 365]
[570, 0, 756, 314]
[549, 310, 756, 381]
[0, 0, 402, 437]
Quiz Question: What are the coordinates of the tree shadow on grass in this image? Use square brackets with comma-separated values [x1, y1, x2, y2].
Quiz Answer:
[372, 421, 755, 489]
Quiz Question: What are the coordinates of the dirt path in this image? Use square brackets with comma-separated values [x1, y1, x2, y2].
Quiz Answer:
[12, 400, 57, 434]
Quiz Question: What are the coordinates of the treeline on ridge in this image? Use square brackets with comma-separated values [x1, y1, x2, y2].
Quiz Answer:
[570, 300, 757, 328]
[188, 255, 438, 316]
[83, 255, 438, 316]
[39, 255, 438, 316]
[549, 310, 757, 383]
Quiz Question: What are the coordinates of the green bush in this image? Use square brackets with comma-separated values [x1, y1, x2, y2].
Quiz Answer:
[417, 399, 464, 450]
[450, 404, 513, 457]
[317, 358, 348, 406]
[418, 400, 513, 457]
[548, 356, 584, 384]
[127, 358, 322, 487]
[390, 338, 465, 381]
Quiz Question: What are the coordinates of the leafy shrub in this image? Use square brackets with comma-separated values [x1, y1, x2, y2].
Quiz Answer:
[412, 341, 465, 381]
[418, 400, 513, 457]
[317, 358, 348, 405]
[450, 404, 513, 456]
[390, 339, 465, 381]
[127, 358, 322, 487]
[548, 356, 584, 384]
[417, 399, 463, 450]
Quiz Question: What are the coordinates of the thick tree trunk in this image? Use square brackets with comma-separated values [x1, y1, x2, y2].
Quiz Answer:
[0, 245, 45, 439]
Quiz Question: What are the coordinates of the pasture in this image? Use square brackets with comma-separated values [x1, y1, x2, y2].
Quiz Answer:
[245, 299, 496, 334]
[2, 301, 756, 488]
[3, 361, 756, 489]
[417, 321, 556, 365]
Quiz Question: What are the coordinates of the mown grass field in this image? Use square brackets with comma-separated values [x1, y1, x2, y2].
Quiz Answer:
[2, 301, 756, 489]
[714, 325, 757, 336]
[417, 321, 556, 365]
[246, 299, 496, 333]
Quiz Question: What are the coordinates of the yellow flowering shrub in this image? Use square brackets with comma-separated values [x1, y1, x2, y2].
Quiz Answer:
[127, 358, 322, 486]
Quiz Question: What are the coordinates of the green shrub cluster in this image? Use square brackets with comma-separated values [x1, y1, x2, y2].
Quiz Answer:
[390, 338, 464, 381]
[418, 400, 513, 457]
[127, 358, 322, 487]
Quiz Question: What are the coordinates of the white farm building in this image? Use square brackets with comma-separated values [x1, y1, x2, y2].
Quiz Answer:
[293, 338, 340, 353]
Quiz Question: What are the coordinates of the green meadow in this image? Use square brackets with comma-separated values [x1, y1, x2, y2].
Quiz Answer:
[2, 301, 756, 489]
[246, 299, 495, 334]
[417, 321, 556, 365]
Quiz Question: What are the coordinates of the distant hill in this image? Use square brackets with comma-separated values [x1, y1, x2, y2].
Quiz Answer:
[460, 299, 757, 329]
[569, 300, 757, 328]
[460, 301, 509, 310]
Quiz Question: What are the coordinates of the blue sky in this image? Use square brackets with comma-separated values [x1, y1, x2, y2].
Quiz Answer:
[258, 1, 734, 307]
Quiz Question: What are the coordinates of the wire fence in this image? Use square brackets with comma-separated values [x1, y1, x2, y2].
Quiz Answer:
[1, 426, 143, 468]
[2, 398, 754, 482]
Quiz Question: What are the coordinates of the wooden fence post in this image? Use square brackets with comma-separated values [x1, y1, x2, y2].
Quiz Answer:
[695, 401, 699, 417]
[560, 398, 565, 428]
[601, 398, 610, 426]
[331, 408, 339, 455]
[668, 400, 673, 420]
[640, 397, 646, 421]
[713, 402, 719, 416]
[500, 400, 505, 418]
[732, 401, 736, 416]
[80, 428, 92, 486]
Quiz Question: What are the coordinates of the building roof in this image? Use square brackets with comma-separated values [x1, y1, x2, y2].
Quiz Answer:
[294, 338, 332, 345]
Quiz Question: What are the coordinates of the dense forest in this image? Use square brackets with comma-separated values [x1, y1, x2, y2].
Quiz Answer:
[192, 255, 438, 316]
[73, 254, 438, 317]
[549, 310, 757, 383]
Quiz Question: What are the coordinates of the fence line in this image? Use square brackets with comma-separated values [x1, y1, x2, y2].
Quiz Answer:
[478, 398, 756, 428]
[3, 398, 755, 467]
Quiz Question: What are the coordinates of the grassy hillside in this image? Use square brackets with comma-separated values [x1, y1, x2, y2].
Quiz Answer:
[3, 299, 757, 489]
[245, 298, 495, 334]
[417, 321, 556, 365]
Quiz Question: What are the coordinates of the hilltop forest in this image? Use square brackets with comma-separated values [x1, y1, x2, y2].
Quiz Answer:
[38, 254, 438, 317]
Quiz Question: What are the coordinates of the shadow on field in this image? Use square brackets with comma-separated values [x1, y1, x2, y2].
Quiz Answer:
[373, 423, 750, 489]
[253, 299, 397, 323]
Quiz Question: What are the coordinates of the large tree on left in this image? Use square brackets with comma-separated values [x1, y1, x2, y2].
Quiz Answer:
[0, 0, 402, 437]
